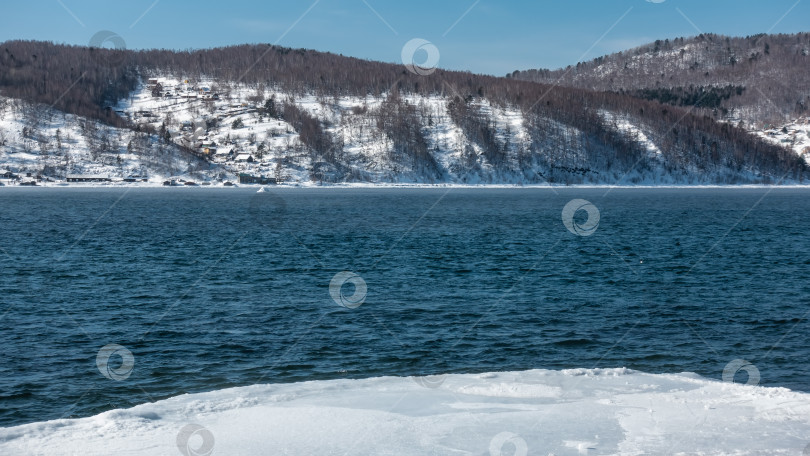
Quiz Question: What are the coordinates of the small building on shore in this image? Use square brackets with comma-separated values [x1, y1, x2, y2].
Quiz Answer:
[239, 173, 277, 185]
[66, 174, 112, 183]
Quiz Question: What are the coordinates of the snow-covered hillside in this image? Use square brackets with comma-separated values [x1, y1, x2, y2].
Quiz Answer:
[0, 74, 806, 186]
[513, 33, 810, 127]
[755, 117, 810, 164]
[108, 76, 806, 185]
[115, 77, 545, 185]
[0, 96, 228, 185]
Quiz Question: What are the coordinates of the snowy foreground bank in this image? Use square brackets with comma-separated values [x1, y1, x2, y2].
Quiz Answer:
[5, 181, 810, 189]
[2, 369, 810, 455]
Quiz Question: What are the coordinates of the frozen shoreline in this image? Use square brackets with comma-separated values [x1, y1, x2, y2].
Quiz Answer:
[3, 181, 810, 190]
[2, 368, 809, 455]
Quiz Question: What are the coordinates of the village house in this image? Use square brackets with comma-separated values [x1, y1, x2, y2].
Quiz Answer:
[213, 147, 233, 161]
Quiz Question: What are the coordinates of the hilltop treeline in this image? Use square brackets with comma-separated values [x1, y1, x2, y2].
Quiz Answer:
[0, 41, 136, 126]
[512, 32, 810, 126]
[0, 39, 806, 182]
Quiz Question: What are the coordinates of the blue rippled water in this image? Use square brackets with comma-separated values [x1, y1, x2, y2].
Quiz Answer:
[1, 187, 809, 427]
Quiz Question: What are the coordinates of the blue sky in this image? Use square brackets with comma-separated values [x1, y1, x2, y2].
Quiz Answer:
[1, 0, 807, 75]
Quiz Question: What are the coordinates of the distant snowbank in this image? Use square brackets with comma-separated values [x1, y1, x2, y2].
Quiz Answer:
[2, 368, 809, 455]
[4, 181, 810, 189]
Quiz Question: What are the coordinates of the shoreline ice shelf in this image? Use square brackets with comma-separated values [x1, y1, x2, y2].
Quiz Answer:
[2, 368, 809, 455]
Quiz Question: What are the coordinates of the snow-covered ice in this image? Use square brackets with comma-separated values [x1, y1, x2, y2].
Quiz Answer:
[2, 368, 810, 455]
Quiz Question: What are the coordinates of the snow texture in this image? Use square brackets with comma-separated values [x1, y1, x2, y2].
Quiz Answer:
[2, 368, 809, 455]
[1, 75, 809, 186]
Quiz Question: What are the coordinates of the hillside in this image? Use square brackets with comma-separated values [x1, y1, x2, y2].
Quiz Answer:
[0, 40, 806, 185]
[511, 33, 810, 128]
[0, 96, 215, 184]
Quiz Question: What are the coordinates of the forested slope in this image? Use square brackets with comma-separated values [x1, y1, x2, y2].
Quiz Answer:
[511, 33, 810, 127]
[0, 40, 805, 184]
